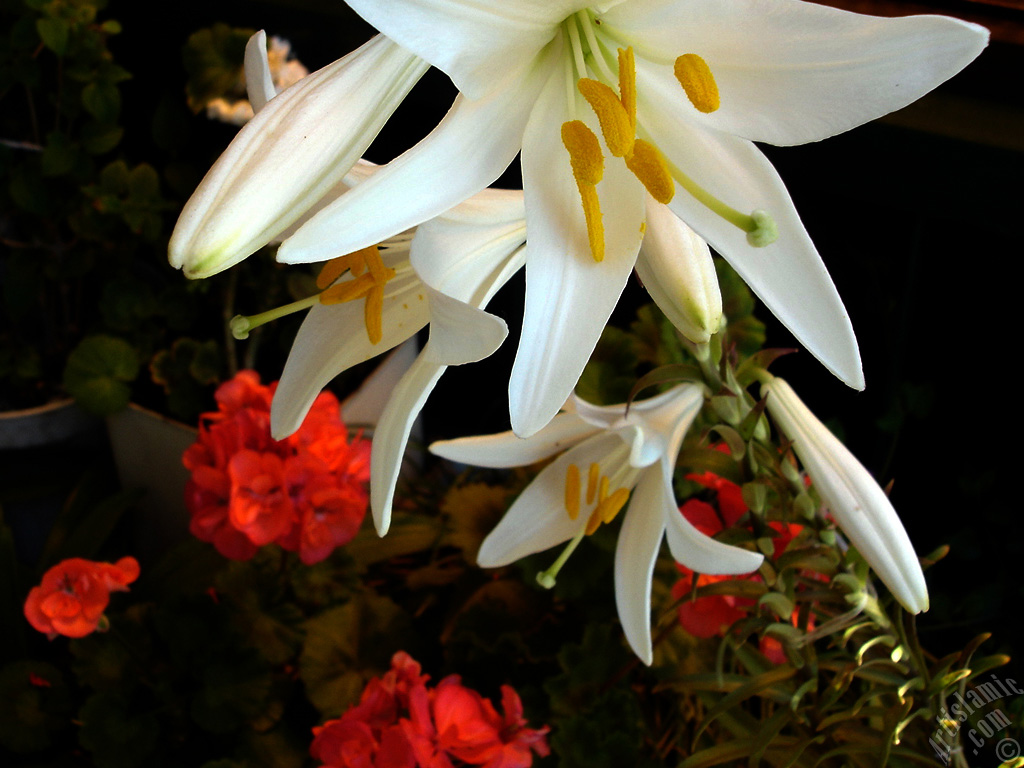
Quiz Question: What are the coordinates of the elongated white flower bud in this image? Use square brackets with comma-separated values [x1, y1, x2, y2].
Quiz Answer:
[635, 202, 722, 344]
[761, 377, 929, 614]
[169, 35, 428, 279]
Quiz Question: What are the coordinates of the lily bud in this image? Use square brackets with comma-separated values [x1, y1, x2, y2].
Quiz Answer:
[761, 377, 928, 614]
[635, 201, 722, 343]
[168, 35, 428, 279]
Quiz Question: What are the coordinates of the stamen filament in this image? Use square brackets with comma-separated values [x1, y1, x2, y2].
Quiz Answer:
[565, 464, 581, 520]
[230, 295, 319, 339]
[565, 15, 588, 82]
[577, 10, 618, 85]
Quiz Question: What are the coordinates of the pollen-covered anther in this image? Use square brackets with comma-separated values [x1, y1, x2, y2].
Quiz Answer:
[617, 48, 637, 132]
[565, 464, 581, 520]
[561, 120, 606, 262]
[586, 462, 600, 504]
[364, 285, 384, 345]
[578, 78, 634, 158]
[598, 488, 630, 524]
[625, 140, 675, 204]
[319, 273, 376, 305]
[674, 53, 720, 114]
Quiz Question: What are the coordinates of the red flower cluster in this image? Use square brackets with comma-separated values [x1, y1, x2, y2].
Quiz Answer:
[672, 470, 806, 663]
[311, 652, 550, 768]
[24, 556, 140, 639]
[184, 370, 370, 564]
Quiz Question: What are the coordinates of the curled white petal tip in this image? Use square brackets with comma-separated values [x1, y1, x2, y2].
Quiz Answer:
[762, 377, 928, 613]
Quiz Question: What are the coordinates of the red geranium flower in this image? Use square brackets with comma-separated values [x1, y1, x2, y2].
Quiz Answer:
[183, 371, 369, 563]
[24, 556, 139, 639]
[313, 653, 548, 768]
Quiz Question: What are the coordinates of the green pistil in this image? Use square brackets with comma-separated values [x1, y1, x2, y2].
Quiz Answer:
[230, 294, 319, 339]
[536, 529, 587, 589]
[661, 155, 778, 247]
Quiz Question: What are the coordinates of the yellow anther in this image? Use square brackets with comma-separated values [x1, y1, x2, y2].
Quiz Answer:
[625, 139, 675, 204]
[319, 273, 376, 305]
[585, 507, 603, 536]
[586, 463, 600, 505]
[561, 120, 604, 186]
[362, 245, 388, 284]
[617, 48, 636, 132]
[598, 488, 630, 524]
[561, 121, 606, 263]
[364, 285, 384, 345]
[674, 54, 720, 114]
[598, 475, 609, 504]
[565, 464, 581, 520]
[316, 256, 350, 290]
[578, 79, 634, 158]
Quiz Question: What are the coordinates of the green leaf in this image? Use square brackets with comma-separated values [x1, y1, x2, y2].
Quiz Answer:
[299, 591, 411, 717]
[63, 335, 140, 415]
[81, 122, 123, 155]
[41, 131, 78, 176]
[77, 692, 160, 768]
[35, 17, 68, 56]
[82, 81, 121, 122]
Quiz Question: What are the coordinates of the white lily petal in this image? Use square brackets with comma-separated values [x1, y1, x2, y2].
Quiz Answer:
[614, 467, 669, 665]
[477, 432, 625, 567]
[169, 36, 427, 279]
[510, 65, 645, 438]
[636, 201, 721, 344]
[762, 378, 928, 613]
[343, 0, 587, 99]
[270, 265, 430, 439]
[663, 461, 764, 575]
[340, 338, 419, 429]
[604, 0, 987, 146]
[422, 285, 508, 366]
[430, 412, 599, 468]
[271, 159, 379, 245]
[640, 107, 863, 390]
[411, 190, 527, 303]
[245, 30, 276, 113]
[277, 49, 553, 266]
[371, 352, 447, 535]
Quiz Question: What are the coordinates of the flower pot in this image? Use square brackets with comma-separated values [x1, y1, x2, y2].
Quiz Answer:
[105, 404, 197, 561]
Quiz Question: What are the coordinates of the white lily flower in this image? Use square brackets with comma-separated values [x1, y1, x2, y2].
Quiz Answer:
[168, 33, 429, 279]
[276, 0, 987, 437]
[430, 384, 764, 664]
[270, 187, 528, 537]
[761, 376, 928, 613]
